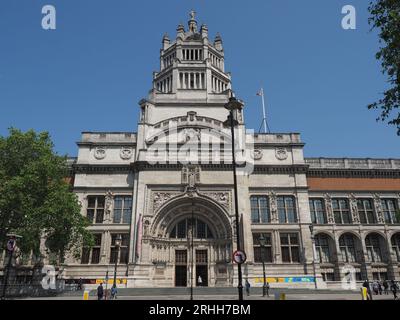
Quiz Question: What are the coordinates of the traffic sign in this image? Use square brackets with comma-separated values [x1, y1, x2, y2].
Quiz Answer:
[232, 250, 247, 264]
[6, 239, 16, 252]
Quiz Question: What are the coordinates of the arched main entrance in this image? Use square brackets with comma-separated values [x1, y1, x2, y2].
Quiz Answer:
[149, 194, 233, 287]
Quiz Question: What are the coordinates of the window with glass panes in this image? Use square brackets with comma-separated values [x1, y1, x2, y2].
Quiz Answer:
[339, 234, 358, 263]
[315, 234, 331, 263]
[381, 199, 398, 224]
[86, 196, 105, 224]
[250, 196, 270, 223]
[169, 218, 214, 239]
[280, 233, 300, 263]
[309, 198, 327, 224]
[332, 199, 352, 224]
[81, 233, 102, 264]
[110, 234, 129, 264]
[391, 234, 400, 262]
[365, 234, 383, 262]
[253, 233, 273, 263]
[277, 196, 297, 223]
[357, 199, 375, 224]
[113, 196, 133, 224]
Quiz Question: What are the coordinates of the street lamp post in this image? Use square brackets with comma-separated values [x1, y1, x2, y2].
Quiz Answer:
[1, 234, 22, 300]
[224, 94, 244, 301]
[113, 234, 122, 289]
[258, 234, 268, 297]
[309, 225, 318, 289]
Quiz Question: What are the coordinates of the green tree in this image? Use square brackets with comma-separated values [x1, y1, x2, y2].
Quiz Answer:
[368, 0, 400, 134]
[0, 128, 93, 266]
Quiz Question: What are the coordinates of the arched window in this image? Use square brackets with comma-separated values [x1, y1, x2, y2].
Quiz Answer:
[365, 234, 384, 262]
[391, 234, 400, 262]
[339, 234, 358, 263]
[169, 218, 214, 239]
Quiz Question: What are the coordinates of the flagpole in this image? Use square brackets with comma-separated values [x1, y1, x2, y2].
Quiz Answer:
[260, 88, 267, 133]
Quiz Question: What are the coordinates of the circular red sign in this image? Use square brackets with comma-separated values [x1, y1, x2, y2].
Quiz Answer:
[7, 239, 16, 252]
[232, 250, 247, 264]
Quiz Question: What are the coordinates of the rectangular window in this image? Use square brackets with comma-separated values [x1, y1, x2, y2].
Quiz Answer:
[315, 234, 331, 263]
[381, 199, 398, 224]
[280, 233, 300, 263]
[250, 196, 270, 223]
[81, 233, 102, 264]
[86, 196, 105, 224]
[309, 198, 326, 224]
[253, 233, 273, 263]
[113, 196, 133, 224]
[366, 235, 382, 262]
[339, 235, 357, 263]
[332, 199, 351, 224]
[357, 199, 375, 224]
[110, 234, 129, 264]
[277, 196, 297, 223]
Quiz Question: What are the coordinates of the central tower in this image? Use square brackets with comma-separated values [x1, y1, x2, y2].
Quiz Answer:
[136, 11, 244, 157]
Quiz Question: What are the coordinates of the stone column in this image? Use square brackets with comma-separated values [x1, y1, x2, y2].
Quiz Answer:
[360, 232, 372, 280]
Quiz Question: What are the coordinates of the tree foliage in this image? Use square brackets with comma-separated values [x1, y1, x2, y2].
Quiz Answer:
[368, 0, 400, 134]
[0, 128, 93, 265]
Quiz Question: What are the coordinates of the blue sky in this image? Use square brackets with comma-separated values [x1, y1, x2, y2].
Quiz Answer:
[0, 0, 399, 158]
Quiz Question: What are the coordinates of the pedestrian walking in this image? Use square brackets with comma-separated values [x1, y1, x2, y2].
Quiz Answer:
[245, 279, 251, 296]
[97, 283, 104, 300]
[383, 280, 389, 294]
[77, 278, 83, 291]
[390, 280, 398, 300]
[197, 275, 203, 286]
[111, 284, 118, 300]
[372, 281, 379, 295]
[266, 281, 270, 297]
[362, 280, 372, 300]
[378, 281, 383, 295]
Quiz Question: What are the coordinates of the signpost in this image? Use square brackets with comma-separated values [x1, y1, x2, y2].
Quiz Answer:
[1, 234, 22, 300]
[232, 250, 247, 264]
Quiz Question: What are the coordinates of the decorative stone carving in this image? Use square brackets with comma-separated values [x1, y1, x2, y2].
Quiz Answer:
[182, 165, 200, 186]
[349, 193, 360, 224]
[105, 190, 114, 222]
[275, 147, 288, 161]
[180, 128, 201, 143]
[120, 147, 133, 160]
[324, 193, 335, 224]
[269, 191, 278, 222]
[203, 192, 230, 210]
[251, 149, 263, 160]
[143, 219, 150, 237]
[373, 193, 385, 224]
[153, 192, 175, 212]
[94, 146, 106, 160]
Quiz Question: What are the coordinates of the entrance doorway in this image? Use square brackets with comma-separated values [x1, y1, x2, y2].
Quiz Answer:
[175, 250, 187, 287]
[196, 250, 208, 286]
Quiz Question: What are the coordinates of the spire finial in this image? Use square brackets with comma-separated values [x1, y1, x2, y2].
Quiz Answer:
[189, 10, 196, 21]
[188, 10, 198, 33]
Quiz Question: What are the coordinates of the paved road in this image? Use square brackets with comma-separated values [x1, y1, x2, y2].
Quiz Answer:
[20, 288, 398, 300]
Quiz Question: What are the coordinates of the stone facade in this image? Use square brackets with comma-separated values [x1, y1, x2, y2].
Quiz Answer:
[58, 13, 400, 288]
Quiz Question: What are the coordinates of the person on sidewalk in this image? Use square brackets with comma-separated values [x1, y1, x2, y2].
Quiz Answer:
[362, 280, 372, 300]
[97, 283, 104, 300]
[111, 284, 118, 300]
[383, 280, 389, 295]
[266, 282, 270, 297]
[245, 279, 251, 296]
[390, 280, 398, 300]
